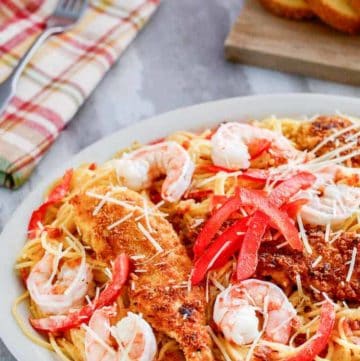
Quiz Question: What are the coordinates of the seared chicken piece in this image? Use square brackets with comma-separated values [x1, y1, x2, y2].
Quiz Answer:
[295, 115, 360, 167]
[70, 186, 213, 361]
[256, 226, 360, 302]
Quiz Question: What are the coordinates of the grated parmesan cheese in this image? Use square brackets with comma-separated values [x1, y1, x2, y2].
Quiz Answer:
[207, 241, 231, 271]
[82, 324, 116, 355]
[295, 273, 304, 298]
[324, 223, 331, 243]
[311, 256, 322, 268]
[309, 285, 321, 294]
[107, 212, 134, 230]
[310, 123, 360, 155]
[137, 223, 163, 252]
[346, 247, 357, 283]
[297, 214, 312, 254]
[206, 326, 232, 361]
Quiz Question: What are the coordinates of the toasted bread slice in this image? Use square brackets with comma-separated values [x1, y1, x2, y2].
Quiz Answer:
[259, 0, 315, 19]
[307, 0, 360, 33]
[350, 0, 360, 13]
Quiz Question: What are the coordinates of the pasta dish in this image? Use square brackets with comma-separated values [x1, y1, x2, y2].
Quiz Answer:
[13, 114, 360, 361]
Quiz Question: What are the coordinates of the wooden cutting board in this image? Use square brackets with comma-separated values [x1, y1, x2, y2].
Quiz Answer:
[225, 0, 360, 85]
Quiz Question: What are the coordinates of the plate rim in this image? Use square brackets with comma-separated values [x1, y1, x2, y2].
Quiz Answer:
[1, 93, 360, 361]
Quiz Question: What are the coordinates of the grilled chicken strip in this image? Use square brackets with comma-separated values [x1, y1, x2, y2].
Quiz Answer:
[70, 186, 214, 361]
[256, 226, 360, 302]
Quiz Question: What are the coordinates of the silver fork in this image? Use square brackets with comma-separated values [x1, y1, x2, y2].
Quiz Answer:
[0, 0, 88, 115]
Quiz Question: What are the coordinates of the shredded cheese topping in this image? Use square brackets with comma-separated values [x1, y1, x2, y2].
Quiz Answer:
[346, 247, 357, 283]
[297, 214, 312, 254]
[137, 222, 163, 252]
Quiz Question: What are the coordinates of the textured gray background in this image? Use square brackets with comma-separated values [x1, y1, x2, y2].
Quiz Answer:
[1, 0, 360, 359]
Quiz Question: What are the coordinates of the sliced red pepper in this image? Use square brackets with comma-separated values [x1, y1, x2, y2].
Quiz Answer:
[237, 169, 270, 184]
[191, 217, 249, 285]
[248, 138, 271, 159]
[30, 254, 129, 333]
[193, 193, 241, 259]
[236, 212, 268, 281]
[238, 188, 302, 250]
[27, 169, 73, 239]
[193, 172, 315, 277]
[282, 199, 309, 219]
[236, 172, 315, 280]
[210, 195, 229, 213]
[268, 172, 316, 208]
[285, 301, 336, 361]
[47, 169, 73, 202]
[203, 165, 270, 182]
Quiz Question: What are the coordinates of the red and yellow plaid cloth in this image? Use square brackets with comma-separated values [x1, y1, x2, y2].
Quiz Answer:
[0, 0, 159, 189]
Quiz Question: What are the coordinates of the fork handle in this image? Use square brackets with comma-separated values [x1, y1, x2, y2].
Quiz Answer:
[0, 27, 61, 115]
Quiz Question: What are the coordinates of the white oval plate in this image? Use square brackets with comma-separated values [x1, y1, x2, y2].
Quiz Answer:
[1, 93, 360, 361]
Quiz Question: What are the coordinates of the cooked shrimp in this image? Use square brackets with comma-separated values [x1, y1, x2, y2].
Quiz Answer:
[85, 306, 157, 361]
[26, 253, 92, 315]
[109, 141, 194, 202]
[213, 279, 297, 346]
[211, 122, 300, 170]
[296, 166, 360, 226]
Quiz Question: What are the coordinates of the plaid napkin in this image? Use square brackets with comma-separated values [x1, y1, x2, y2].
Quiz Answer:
[0, 0, 160, 189]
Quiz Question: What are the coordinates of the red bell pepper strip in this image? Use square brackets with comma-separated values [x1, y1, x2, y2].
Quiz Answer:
[204, 165, 270, 182]
[191, 217, 249, 285]
[268, 172, 316, 208]
[193, 193, 241, 259]
[47, 169, 73, 202]
[248, 138, 271, 159]
[236, 172, 315, 280]
[30, 253, 129, 333]
[28, 169, 73, 239]
[236, 212, 268, 281]
[285, 301, 336, 361]
[282, 199, 309, 219]
[238, 188, 302, 249]
[211, 195, 230, 213]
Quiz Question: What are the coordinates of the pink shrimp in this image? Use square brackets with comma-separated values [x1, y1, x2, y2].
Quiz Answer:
[26, 252, 92, 315]
[109, 141, 194, 202]
[213, 279, 298, 346]
[85, 306, 157, 361]
[295, 165, 360, 226]
[211, 122, 300, 170]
